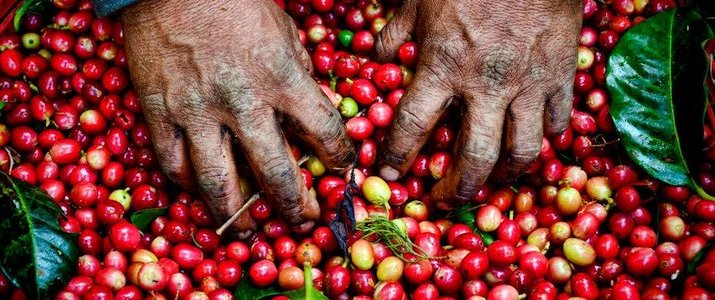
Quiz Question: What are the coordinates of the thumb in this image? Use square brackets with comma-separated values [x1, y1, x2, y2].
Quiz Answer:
[375, 0, 417, 62]
[277, 8, 313, 73]
[293, 31, 313, 73]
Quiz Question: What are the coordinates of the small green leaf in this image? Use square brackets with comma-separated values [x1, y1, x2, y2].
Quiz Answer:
[283, 263, 329, 300]
[0, 172, 79, 298]
[607, 8, 715, 199]
[13, 0, 52, 32]
[456, 205, 494, 245]
[687, 242, 713, 274]
[233, 274, 281, 300]
[0, 101, 6, 112]
[130, 207, 168, 231]
[456, 205, 476, 230]
[233, 262, 329, 300]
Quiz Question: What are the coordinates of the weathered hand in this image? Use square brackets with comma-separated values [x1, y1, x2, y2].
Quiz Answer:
[376, 0, 581, 205]
[121, 0, 354, 234]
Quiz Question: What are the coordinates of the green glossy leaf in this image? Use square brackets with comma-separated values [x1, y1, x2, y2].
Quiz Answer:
[0, 172, 78, 298]
[283, 263, 329, 300]
[455, 205, 494, 245]
[233, 274, 281, 300]
[13, 0, 52, 32]
[456, 205, 476, 230]
[687, 242, 713, 274]
[130, 207, 168, 232]
[606, 8, 715, 199]
[233, 263, 329, 300]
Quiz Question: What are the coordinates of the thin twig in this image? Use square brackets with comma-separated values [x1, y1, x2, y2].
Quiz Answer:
[215, 193, 260, 236]
[297, 155, 311, 166]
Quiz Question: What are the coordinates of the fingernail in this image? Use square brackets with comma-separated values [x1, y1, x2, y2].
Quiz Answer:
[379, 165, 400, 181]
[235, 229, 253, 240]
[435, 201, 455, 211]
[294, 221, 315, 234]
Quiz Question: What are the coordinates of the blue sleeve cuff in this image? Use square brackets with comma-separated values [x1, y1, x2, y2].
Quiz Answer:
[93, 0, 138, 18]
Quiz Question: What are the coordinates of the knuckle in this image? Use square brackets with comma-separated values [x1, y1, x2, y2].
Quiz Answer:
[216, 80, 252, 107]
[478, 47, 519, 88]
[266, 50, 306, 90]
[434, 42, 465, 72]
[158, 157, 187, 183]
[141, 93, 166, 114]
[556, 49, 578, 75]
[164, 88, 208, 120]
[197, 166, 235, 201]
[461, 140, 500, 169]
[264, 159, 293, 185]
[529, 66, 548, 83]
[395, 108, 429, 137]
[512, 92, 545, 116]
[419, 60, 451, 89]
[454, 177, 480, 203]
[234, 107, 275, 139]
[511, 145, 540, 165]
[312, 105, 343, 138]
[262, 158, 300, 199]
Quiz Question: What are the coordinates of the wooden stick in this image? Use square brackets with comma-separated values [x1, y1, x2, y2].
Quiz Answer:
[297, 155, 311, 166]
[215, 193, 260, 236]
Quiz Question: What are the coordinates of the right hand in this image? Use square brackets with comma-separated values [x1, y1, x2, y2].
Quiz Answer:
[121, 0, 355, 235]
[375, 0, 580, 206]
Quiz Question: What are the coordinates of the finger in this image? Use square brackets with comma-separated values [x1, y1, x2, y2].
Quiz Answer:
[378, 70, 451, 180]
[537, 21, 577, 137]
[374, 0, 417, 62]
[544, 85, 573, 136]
[272, 3, 312, 73]
[490, 91, 544, 181]
[231, 106, 320, 227]
[286, 18, 313, 73]
[431, 92, 506, 203]
[295, 39, 312, 73]
[187, 123, 255, 233]
[279, 72, 355, 173]
[141, 93, 195, 189]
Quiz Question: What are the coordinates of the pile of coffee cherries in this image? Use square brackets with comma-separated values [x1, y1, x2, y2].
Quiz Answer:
[0, 0, 714, 299]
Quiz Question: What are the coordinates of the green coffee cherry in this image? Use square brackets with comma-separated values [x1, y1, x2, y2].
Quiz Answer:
[305, 156, 326, 177]
[22, 33, 40, 50]
[339, 97, 359, 118]
[109, 189, 132, 210]
[338, 30, 354, 48]
[362, 176, 391, 206]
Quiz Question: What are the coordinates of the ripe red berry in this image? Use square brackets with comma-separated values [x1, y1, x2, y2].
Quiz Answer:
[109, 221, 141, 252]
[0, 49, 23, 77]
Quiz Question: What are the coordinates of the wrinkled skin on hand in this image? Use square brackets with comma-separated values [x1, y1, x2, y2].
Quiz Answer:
[121, 0, 354, 235]
[376, 0, 582, 206]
